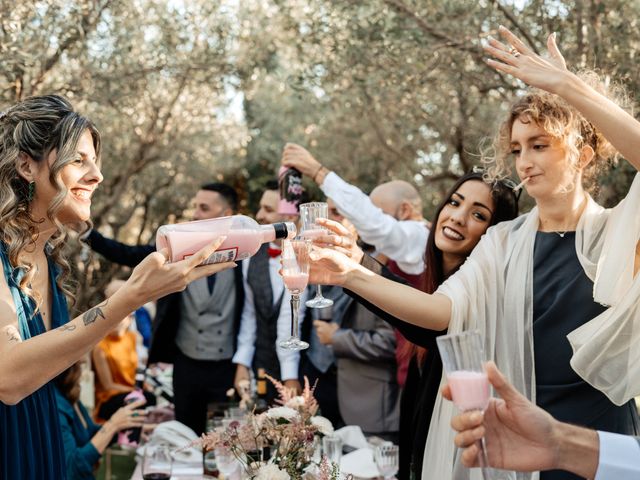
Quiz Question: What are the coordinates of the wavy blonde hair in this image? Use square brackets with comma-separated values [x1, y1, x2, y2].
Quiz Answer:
[482, 72, 626, 194]
[0, 95, 101, 313]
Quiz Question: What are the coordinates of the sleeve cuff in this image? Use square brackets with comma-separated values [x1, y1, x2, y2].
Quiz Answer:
[595, 431, 640, 480]
[278, 356, 300, 381]
[232, 348, 254, 367]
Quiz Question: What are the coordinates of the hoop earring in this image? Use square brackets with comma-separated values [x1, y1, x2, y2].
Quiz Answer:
[27, 181, 35, 202]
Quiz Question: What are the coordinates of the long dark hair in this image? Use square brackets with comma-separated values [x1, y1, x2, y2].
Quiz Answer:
[409, 171, 519, 362]
[53, 362, 83, 404]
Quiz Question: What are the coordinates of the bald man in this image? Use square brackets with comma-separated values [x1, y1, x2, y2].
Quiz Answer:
[282, 144, 429, 276]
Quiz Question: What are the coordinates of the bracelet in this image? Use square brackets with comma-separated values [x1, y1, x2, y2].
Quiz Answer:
[312, 164, 324, 182]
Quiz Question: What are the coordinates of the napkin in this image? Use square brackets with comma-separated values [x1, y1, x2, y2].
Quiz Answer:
[340, 448, 380, 479]
[333, 425, 369, 450]
[137, 421, 201, 463]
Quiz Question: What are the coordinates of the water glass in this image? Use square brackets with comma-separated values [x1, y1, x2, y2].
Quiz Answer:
[374, 444, 399, 480]
[141, 444, 173, 480]
[322, 435, 343, 465]
[215, 447, 239, 479]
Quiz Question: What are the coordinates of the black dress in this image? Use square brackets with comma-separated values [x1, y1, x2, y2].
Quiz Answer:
[533, 232, 640, 480]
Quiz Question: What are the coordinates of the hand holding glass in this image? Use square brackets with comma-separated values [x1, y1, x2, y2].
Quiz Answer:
[279, 239, 311, 350]
[437, 330, 492, 479]
[299, 202, 333, 308]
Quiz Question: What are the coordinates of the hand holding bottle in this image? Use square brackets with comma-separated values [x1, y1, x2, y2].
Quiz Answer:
[126, 236, 236, 304]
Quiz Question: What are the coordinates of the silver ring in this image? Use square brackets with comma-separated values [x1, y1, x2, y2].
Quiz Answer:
[510, 47, 521, 58]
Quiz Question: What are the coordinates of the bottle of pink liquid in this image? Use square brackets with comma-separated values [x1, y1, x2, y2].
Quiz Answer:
[282, 272, 309, 293]
[278, 166, 304, 215]
[447, 370, 490, 411]
[156, 215, 296, 264]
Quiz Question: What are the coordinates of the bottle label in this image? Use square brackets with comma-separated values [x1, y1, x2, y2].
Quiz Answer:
[185, 247, 239, 264]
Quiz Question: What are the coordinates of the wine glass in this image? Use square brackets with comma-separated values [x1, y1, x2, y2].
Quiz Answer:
[299, 202, 334, 309]
[436, 330, 492, 479]
[278, 239, 311, 350]
[141, 444, 173, 480]
[374, 444, 399, 480]
[322, 435, 343, 465]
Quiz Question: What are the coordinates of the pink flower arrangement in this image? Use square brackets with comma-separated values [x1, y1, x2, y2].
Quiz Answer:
[197, 376, 337, 480]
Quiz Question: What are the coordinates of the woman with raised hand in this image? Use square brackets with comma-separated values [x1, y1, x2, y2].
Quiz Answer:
[0, 95, 235, 479]
[308, 29, 640, 480]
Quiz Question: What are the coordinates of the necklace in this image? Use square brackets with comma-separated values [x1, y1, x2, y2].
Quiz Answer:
[556, 231, 567, 238]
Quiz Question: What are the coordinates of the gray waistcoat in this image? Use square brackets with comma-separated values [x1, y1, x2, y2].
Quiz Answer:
[176, 267, 236, 360]
[247, 245, 284, 378]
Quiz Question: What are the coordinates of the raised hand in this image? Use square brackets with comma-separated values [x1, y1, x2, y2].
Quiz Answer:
[484, 25, 568, 94]
[281, 143, 323, 178]
[314, 218, 364, 263]
[307, 245, 364, 287]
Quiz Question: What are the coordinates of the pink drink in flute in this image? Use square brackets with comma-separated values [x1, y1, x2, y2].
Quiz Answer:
[447, 370, 490, 411]
[156, 215, 296, 264]
[436, 330, 492, 479]
[283, 272, 309, 292]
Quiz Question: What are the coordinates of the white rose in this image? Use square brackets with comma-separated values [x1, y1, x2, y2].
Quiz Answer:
[266, 406, 299, 422]
[284, 396, 305, 408]
[255, 463, 291, 480]
[310, 416, 334, 436]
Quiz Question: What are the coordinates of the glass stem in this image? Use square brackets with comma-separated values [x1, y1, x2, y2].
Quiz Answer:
[291, 294, 300, 337]
[316, 284, 323, 298]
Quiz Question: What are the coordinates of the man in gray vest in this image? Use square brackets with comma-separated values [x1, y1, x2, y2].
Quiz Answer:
[83, 183, 244, 435]
[233, 180, 305, 400]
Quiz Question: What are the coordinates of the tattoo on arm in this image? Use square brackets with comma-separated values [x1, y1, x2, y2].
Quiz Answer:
[58, 323, 77, 332]
[82, 300, 108, 326]
[4, 326, 21, 343]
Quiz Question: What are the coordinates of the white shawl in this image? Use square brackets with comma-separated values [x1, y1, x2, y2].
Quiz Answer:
[421, 173, 640, 480]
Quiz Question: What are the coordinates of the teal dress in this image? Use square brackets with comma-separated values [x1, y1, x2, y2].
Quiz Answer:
[0, 243, 68, 479]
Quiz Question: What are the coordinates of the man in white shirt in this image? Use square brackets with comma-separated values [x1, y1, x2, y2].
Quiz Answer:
[446, 362, 640, 479]
[281, 143, 429, 276]
[233, 181, 305, 398]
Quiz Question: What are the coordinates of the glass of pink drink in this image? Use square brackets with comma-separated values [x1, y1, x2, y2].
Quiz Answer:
[299, 202, 334, 309]
[279, 239, 311, 350]
[437, 330, 492, 479]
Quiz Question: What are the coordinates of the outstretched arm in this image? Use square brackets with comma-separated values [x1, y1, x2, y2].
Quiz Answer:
[0, 239, 235, 404]
[485, 26, 640, 172]
[306, 218, 451, 332]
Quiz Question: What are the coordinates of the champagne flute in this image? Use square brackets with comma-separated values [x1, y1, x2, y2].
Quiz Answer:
[278, 239, 311, 350]
[436, 330, 492, 479]
[299, 202, 334, 309]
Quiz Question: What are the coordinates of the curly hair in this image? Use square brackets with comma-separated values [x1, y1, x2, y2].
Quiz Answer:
[0, 94, 101, 312]
[482, 71, 627, 195]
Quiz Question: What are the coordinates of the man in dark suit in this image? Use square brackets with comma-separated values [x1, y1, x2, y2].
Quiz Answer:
[84, 182, 244, 435]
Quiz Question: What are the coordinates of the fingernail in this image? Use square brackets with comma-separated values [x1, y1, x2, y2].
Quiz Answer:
[498, 25, 505, 30]
[552, 32, 557, 40]
[471, 411, 483, 422]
